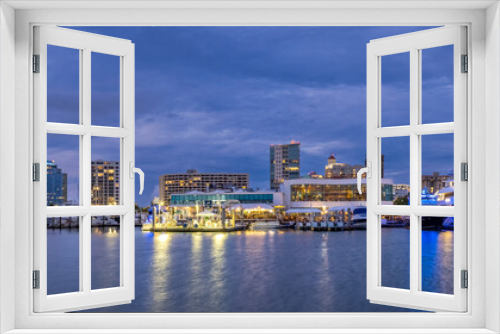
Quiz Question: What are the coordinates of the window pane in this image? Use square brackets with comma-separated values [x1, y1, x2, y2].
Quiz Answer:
[92, 52, 120, 127]
[421, 133, 454, 206]
[47, 134, 80, 206]
[421, 217, 454, 294]
[91, 137, 121, 206]
[381, 52, 410, 127]
[47, 217, 80, 295]
[421, 45, 454, 124]
[91, 217, 121, 290]
[381, 215, 410, 290]
[381, 136, 409, 205]
[47, 45, 80, 124]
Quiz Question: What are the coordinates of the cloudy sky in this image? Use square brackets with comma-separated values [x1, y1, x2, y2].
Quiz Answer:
[46, 26, 454, 206]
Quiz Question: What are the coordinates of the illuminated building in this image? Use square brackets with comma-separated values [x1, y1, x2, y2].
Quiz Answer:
[159, 170, 249, 204]
[422, 171, 453, 194]
[170, 189, 283, 206]
[62, 173, 68, 204]
[325, 153, 366, 179]
[270, 141, 301, 190]
[393, 184, 410, 198]
[47, 160, 67, 206]
[91, 160, 120, 205]
[282, 178, 394, 209]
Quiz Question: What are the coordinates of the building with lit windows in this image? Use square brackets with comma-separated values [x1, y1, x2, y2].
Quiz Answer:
[47, 160, 67, 206]
[171, 189, 283, 206]
[282, 178, 394, 209]
[91, 160, 120, 205]
[393, 184, 410, 198]
[422, 171, 453, 194]
[159, 169, 249, 204]
[270, 141, 301, 190]
[324, 153, 365, 179]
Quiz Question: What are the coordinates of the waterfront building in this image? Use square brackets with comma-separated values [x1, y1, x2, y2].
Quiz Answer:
[160, 169, 249, 204]
[282, 178, 394, 209]
[422, 171, 453, 194]
[91, 160, 120, 205]
[170, 189, 283, 207]
[47, 160, 67, 206]
[270, 141, 301, 190]
[393, 184, 410, 198]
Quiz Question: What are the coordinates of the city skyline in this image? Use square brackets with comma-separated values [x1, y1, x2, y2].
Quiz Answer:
[47, 26, 454, 206]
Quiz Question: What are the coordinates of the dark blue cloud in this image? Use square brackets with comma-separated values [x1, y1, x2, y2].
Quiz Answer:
[47, 26, 453, 205]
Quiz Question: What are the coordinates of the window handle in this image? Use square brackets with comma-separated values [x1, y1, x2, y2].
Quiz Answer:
[129, 162, 145, 195]
[357, 162, 371, 195]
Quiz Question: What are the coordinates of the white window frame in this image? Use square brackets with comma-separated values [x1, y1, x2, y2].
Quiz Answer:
[1, 1, 499, 333]
[366, 26, 468, 312]
[32, 25, 136, 313]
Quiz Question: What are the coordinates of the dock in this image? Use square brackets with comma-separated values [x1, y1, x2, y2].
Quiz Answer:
[294, 223, 356, 232]
[142, 223, 248, 233]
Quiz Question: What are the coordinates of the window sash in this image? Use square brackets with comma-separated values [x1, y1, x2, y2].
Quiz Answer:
[366, 26, 467, 312]
[32, 25, 136, 313]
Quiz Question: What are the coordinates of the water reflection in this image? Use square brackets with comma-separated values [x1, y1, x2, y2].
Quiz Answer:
[151, 232, 172, 312]
[209, 233, 228, 308]
[47, 227, 79, 295]
[91, 226, 120, 290]
[422, 230, 454, 294]
[63, 227, 454, 313]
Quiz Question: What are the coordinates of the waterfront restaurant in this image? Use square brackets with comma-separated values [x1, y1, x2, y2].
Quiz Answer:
[281, 178, 394, 209]
[170, 189, 284, 207]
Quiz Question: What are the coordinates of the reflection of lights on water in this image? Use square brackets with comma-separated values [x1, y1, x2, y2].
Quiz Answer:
[214, 233, 227, 241]
[156, 233, 169, 242]
[441, 230, 453, 241]
[107, 229, 117, 235]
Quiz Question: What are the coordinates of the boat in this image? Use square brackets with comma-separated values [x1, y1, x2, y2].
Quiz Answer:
[92, 216, 119, 227]
[437, 180, 454, 206]
[442, 217, 454, 230]
[352, 207, 367, 229]
[381, 215, 408, 227]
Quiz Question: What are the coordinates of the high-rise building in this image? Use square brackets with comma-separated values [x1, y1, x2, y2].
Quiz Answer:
[91, 160, 120, 205]
[159, 170, 249, 205]
[270, 141, 301, 190]
[47, 160, 66, 206]
[62, 173, 68, 203]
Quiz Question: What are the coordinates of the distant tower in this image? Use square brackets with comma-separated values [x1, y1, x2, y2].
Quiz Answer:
[327, 153, 336, 165]
[62, 173, 68, 203]
[91, 160, 120, 206]
[270, 141, 301, 190]
[47, 161, 65, 206]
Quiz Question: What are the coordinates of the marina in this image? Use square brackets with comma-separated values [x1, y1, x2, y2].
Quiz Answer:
[52, 225, 454, 313]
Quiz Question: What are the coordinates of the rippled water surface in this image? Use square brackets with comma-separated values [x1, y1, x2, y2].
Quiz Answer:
[47, 227, 454, 312]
